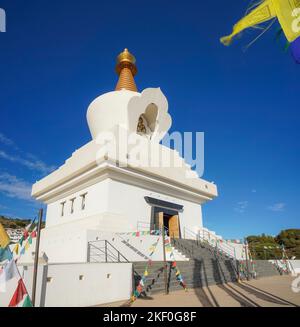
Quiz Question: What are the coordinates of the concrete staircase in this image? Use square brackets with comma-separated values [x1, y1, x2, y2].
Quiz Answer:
[254, 260, 282, 278]
[132, 239, 284, 296]
[133, 238, 239, 295]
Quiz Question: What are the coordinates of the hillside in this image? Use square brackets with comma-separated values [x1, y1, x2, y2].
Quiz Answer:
[0, 215, 31, 229]
[0, 215, 46, 230]
[247, 229, 300, 260]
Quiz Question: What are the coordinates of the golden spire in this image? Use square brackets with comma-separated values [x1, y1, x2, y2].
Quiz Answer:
[115, 48, 138, 92]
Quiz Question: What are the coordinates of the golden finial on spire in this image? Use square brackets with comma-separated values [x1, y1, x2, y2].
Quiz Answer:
[115, 48, 138, 92]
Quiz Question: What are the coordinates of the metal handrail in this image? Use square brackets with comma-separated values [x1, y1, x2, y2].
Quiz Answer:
[184, 226, 237, 259]
[183, 226, 198, 239]
[88, 240, 129, 263]
[89, 243, 119, 262]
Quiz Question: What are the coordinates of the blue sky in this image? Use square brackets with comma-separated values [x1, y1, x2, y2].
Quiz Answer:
[0, 0, 299, 239]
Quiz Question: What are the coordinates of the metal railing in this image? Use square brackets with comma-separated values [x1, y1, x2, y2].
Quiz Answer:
[183, 227, 237, 260]
[87, 240, 129, 263]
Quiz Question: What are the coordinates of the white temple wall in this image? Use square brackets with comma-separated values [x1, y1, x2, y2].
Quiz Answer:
[0, 262, 132, 307]
[106, 178, 203, 234]
[45, 176, 204, 233]
[45, 179, 110, 228]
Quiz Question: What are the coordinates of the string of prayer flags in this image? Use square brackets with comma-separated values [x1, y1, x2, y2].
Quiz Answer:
[24, 217, 36, 232]
[0, 234, 33, 307]
[131, 235, 161, 302]
[127, 230, 161, 237]
[165, 236, 187, 291]
[16, 217, 36, 247]
[171, 261, 187, 291]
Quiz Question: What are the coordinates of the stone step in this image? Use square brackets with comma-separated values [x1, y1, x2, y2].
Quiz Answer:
[132, 238, 241, 296]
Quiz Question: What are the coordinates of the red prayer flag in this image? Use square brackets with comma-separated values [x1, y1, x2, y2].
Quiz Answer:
[23, 230, 29, 239]
[9, 279, 27, 307]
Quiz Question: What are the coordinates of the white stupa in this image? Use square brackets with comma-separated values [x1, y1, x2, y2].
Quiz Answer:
[29, 49, 218, 263]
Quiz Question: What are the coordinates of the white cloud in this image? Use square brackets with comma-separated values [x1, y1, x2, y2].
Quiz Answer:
[268, 202, 286, 212]
[0, 133, 15, 147]
[0, 150, 55, 175]
[234, 201, 249, 213]
[0, 132, 56, 175]
[251, 189, 257, 193]
[0, 173, 33, 201]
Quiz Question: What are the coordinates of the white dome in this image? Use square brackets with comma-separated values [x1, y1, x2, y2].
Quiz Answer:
[87, 88, 172, 143]
[87, 90, 139, 140]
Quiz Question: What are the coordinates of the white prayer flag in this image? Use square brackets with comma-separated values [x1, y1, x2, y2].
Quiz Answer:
[0, 259, 19, 293]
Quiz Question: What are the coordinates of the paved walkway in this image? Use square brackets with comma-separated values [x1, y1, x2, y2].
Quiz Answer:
[101, 275, 300, 307]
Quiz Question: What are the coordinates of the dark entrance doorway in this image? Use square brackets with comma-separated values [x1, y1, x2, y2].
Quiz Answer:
[153, 209, 180, 238]
[145, 196, 184, 239]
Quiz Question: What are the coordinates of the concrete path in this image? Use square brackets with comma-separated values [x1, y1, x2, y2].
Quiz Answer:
[101, 275, 300, 307]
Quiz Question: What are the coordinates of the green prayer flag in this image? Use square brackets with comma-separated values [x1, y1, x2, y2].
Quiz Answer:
[22, 295, 33, 307]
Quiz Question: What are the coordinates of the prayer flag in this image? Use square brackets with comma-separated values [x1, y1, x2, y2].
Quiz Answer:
[0, 247, 12, 263]
[13, 244, 19, 255]
[221, 0, 300, 45]
[22, 295, 33, 307]
[9, 279, 28, 307]
[0, 259, 19, 293]
[0, 223, 10, 249]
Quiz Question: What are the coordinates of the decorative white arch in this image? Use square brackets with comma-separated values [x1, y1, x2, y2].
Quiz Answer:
[127, 88, 172, 143]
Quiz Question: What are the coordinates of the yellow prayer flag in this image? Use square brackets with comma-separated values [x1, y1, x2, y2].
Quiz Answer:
[25, 242, 30, 250]
[221, 0, 276, 45]
[0, 223, 10, 249]
[272, 0, 300, 42]
[14, 243, 19, 255]
[221, 0, 300, 45]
